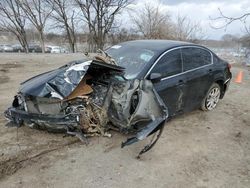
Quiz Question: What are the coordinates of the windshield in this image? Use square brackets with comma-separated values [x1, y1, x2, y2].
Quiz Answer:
[106, 44, 155, 79]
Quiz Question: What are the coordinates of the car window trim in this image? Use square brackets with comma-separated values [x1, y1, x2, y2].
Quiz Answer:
[145, 46, 213, 80]
[161, 63, 212, 81]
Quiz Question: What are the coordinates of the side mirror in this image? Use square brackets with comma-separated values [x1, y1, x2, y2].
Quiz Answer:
[149, 73, 162, 83]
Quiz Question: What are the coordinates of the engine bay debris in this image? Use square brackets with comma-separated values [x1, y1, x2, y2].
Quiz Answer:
[4, 56, 168, 157]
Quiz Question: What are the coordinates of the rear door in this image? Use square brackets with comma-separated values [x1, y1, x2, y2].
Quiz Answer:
[180, 47, 214, 112]
[148, 48, 186, 116]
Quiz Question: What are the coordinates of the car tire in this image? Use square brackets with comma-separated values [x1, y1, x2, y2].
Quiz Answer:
[201, 83, 221, 111]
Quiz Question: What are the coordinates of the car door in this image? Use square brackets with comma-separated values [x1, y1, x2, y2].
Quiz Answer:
[148, 48, 186, 116]
[181, 47, 214, 112]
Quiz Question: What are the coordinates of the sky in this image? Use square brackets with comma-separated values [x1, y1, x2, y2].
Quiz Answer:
[123, 0, 250, 40]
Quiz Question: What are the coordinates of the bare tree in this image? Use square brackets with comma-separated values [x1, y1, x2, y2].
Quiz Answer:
[173, 15, 204, 41]
[210, 8, 250, 34]
[19, 0, 53, 53]
[75, 0, 132, 52]
[0, 0, 29, 52]
[47, 0, 78, 53]
[109, 27, 139, 44]
[132, 3, 174, 39]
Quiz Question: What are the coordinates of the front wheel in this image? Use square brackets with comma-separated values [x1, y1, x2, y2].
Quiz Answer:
[201, 83, 221, 111]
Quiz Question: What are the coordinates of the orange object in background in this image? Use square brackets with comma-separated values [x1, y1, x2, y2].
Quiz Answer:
[234, 71, 243, 83]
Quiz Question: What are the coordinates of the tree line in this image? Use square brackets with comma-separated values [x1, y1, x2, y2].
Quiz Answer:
[0, 0, 204, 53]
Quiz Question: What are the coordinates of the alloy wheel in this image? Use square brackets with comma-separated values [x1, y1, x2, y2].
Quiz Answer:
[205, 87, 220, 110]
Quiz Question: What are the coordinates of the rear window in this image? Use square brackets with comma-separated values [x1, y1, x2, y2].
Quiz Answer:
[181, 47, 211, 71]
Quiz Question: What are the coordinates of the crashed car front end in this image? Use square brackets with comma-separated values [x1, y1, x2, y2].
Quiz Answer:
[4, 57, 168, 156]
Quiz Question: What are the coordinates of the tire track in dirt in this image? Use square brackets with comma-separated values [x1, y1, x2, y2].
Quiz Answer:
[0, 63, 24, 85]
[0, 139, 79, 180]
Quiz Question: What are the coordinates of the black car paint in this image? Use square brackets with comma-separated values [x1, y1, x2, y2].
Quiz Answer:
[110, 40, 232, 116]
[151, 51, 231, 116]
[4, 40, 232, 156]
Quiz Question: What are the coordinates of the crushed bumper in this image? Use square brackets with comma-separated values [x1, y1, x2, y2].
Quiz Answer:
[4, 107, 79, 131]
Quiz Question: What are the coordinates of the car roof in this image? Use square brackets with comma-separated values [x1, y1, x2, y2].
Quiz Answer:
[111, 40, 211, 80]
[118, 40, 195, 53]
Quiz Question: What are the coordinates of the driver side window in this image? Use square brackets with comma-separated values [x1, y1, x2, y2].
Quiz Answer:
[151, 49, 182, 78]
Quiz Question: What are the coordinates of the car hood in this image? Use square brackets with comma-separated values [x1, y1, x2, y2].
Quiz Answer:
[19, 58, 125, 99]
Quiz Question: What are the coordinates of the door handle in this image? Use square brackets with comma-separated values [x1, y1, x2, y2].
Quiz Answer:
[176, 79, 185, 86]
[208, 69, 213, 75]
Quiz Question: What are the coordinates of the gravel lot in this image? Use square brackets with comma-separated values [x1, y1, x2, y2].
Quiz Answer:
[0, 53, 249, 188]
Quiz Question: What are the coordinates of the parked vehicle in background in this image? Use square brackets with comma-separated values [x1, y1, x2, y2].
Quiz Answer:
[0, 44, 14, 52]
[60, 47, 68, 53]
[28, 45, 42, 53]
[50, 46, 61, 53]
[45, 46, 52, 53]
[0, 44, 68, 53]
[47, 46, 69, 53]
[0, 45, 4, 52]
[12, 44, 24, 52]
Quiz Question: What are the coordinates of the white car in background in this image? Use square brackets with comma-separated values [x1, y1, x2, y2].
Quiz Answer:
[48, 46, 68, 53]
[0, 44, 14, 52]
[50, 46, 61, 53]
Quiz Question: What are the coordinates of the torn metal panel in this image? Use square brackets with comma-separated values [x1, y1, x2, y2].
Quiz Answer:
[108, 79, 168, 130]
[121, 118, 165, 147]
[85, 49, 117, 65]
[65, 77, 93, 100]
[116, 80, 168, 155]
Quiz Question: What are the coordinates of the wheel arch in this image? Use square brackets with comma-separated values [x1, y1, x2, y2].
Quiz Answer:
[215, 79, 226, 99]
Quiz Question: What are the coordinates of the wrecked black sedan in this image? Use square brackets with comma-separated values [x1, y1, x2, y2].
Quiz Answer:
[4, 40, 232, 156]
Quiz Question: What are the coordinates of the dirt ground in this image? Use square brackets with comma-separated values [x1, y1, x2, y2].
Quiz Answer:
[0, 53, 249, 188]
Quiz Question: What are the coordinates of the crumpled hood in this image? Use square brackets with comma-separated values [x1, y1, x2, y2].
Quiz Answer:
[5, 56, 167, 157]
[19, 58, 124, 99]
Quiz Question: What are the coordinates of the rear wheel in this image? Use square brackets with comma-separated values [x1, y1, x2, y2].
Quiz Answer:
[201, 83, 221, 111]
